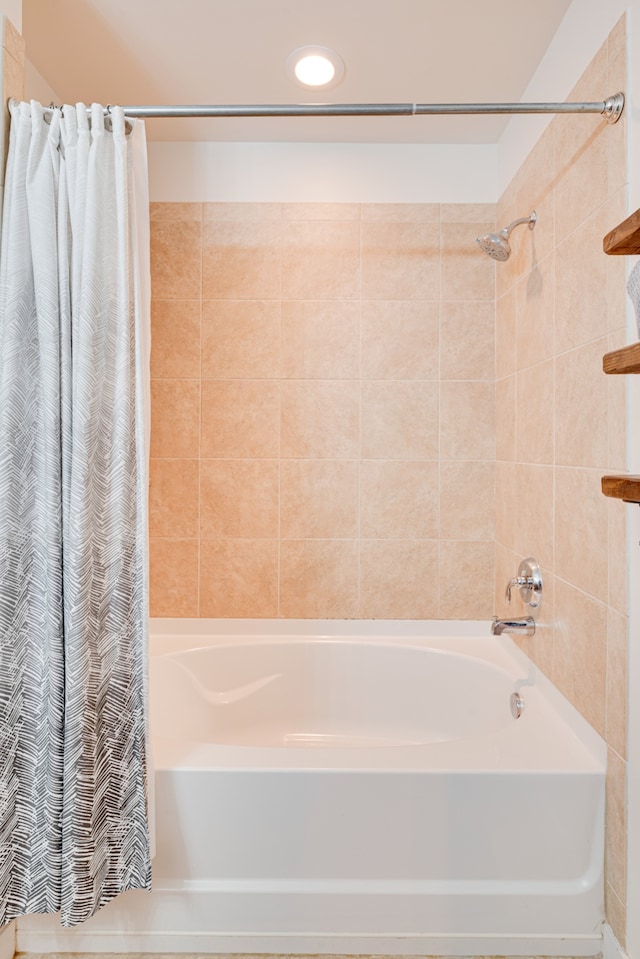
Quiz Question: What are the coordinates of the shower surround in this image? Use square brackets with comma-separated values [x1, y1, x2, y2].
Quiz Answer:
[493, 14, 628, 945]
[147, 22, 629, 938]
[149, 201, 497, 620]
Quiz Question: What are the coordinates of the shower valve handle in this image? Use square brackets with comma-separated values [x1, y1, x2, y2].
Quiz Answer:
[505, 576, 529, 604]
[504, 557, 543, 609]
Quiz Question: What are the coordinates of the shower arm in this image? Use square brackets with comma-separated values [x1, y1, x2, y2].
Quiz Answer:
[502, 212, 538, 237]
[12, 93, 625, 123]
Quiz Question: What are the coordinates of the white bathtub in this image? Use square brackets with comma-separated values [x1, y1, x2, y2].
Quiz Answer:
[16, 620, 606, 957]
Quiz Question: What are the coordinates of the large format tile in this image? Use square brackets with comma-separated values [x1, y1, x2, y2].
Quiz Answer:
[202, 300, 281, 379]
[200, 459, 279, 538]
[203, 220, 282, 299]
[149, 538, 199, 617]
[282, 220, 360, 300]
[361, 300, 439, 380]
[281, 380, 359, 459]
[279, 539, 359, 618]
[151, 300, 201, 379]
[150, 380, 200, 458]
[280, 460, 359, 539]
[281, 300, 359, 379]
[361, 381, 439, 460]
[361, 221, 440, 300]
[359, 539, 439, 618]
[201, 380, 280, 458]
[360, 460, 439, 539]
[200, 539, 278, 617]
[150, 220, 201, 298]
[149, 459, 199, 537]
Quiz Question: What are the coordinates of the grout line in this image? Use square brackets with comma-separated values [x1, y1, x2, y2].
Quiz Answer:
[277, 206, 283, 619]
[436, 211, 443, 617]
[357, 204, 363, 618]
[197, 209, 203, 616]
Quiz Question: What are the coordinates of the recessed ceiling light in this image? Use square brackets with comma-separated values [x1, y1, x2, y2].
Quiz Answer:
[286, 46, 345, 89]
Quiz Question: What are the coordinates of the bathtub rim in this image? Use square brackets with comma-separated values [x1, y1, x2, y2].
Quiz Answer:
[149, 618, 607, 773]
[156, 636, 521, 749]
[150, 616, 492, 646]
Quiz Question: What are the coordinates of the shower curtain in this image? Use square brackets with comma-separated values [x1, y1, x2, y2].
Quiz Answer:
[0, 101, 152, 926]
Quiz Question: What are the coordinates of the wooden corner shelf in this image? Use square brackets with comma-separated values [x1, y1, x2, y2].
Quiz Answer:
[602, 475, 640, 504]
[601, 213, 640, 502]
[603, 207, 640, 254]
[603, 342, 640, 373]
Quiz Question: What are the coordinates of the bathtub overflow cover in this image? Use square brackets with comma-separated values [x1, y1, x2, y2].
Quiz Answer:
[510, 691, 525, 719]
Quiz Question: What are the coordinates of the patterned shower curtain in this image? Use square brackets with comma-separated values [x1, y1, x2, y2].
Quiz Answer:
[0, 101, 152, 926]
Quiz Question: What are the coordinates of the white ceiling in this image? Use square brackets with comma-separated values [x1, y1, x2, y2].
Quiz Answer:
[23, 0, 574, 143]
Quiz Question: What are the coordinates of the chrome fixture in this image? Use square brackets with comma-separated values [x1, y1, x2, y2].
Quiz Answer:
[491, 617, 536, 636]
[510, 691, 525, 718]
[22, 92, 625, 122]
[505, 557, 543, 608]
[476, 211, 537, 261]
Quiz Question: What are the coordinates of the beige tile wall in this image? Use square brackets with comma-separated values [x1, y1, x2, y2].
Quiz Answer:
[149, 201, 497, 620]
[149, 18, 628, 942]
[494, 15, 628, 943]
[0, 15, 24, 178]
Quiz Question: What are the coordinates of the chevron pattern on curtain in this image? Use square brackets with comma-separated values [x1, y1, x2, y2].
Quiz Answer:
[0, 100, 152, 927]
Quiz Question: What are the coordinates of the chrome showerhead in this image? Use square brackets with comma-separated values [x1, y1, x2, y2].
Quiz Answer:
[477, 231, 511, 260]
[476, 210, 537, 261]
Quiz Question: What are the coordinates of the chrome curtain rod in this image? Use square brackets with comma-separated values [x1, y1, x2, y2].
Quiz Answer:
[16, 92, 625, 123]
[116, 92, 625, 122]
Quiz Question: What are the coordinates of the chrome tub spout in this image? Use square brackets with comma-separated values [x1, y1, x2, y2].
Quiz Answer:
[491, 616, 535, 636]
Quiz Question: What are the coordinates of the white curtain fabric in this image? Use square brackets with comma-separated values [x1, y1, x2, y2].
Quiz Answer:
[0, 101, 152, 926]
